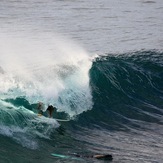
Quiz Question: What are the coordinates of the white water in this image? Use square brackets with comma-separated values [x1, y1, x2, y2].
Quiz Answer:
[0, 31, 93, 117]
[0, 99, 60, 148]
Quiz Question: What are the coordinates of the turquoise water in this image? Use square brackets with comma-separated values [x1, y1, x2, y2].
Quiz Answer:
[0, 0, 163, 163]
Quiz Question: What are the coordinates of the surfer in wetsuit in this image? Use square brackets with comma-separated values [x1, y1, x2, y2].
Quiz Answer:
[46, 105, 56, 118]
[92, 154, 113, 160]
[72, 153, 113, 160]
[51, 153, 113, 161]
[37, 102, 56, 118]
[37, 102, 44, 116]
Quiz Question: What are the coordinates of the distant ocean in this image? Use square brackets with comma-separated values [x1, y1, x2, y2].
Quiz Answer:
[0, 0, 163, 163]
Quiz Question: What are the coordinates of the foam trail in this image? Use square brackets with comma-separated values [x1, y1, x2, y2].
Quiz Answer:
[0, 31, 93, 116]
[0, 99, 60, 147]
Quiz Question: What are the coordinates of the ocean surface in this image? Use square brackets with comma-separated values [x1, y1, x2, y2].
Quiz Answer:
[0, 0, 163, 163]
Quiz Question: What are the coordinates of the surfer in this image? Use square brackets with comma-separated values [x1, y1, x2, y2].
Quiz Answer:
[47, 105, 56, 118]
[37, 102, 44, 116]
[72, 153, 113, 160]
[37, 102, 57, 118]
[52, 153, 113, 161]
[92, 154, 113, 160]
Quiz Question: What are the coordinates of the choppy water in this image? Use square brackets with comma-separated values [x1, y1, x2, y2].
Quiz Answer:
[0, 0, 163, 163]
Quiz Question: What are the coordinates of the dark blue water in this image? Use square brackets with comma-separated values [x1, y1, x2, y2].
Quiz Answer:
[0, 0, 163, 163]
[80, 50, 163, 128]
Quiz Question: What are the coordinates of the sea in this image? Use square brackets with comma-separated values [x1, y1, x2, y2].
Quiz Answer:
[0, 0, 163, 163]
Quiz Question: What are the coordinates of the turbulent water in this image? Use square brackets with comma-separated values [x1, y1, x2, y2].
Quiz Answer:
[0, 0, 163, 163]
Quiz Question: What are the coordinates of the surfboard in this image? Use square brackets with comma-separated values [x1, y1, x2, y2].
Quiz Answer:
[37, 115, 70, 122]
[51, 153, 84, 161]
[37, 113, 70, 122]
[55, 118, 70, 122]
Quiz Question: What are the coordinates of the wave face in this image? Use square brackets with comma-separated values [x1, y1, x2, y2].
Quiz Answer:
[78, 50, 163, 130]
[0, 50, 162, 131]
[0, 50, 163, 163]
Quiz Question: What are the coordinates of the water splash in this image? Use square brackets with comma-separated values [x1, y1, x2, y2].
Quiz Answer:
[0, 31, 93, 117]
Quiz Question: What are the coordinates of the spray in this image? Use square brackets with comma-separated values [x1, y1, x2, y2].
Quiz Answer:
[0, 31, 93, 117]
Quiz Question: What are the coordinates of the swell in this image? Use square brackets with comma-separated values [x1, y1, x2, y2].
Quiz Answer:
[1, 50, 163, 132]
[78, 50, 163, 130]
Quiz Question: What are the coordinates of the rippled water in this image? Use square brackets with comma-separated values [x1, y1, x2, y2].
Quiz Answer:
[0, 0, 163, 53]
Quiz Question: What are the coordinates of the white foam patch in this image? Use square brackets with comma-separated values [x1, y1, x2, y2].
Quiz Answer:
[0, 105, 60, 149]
[0, 99, 17, 109]
[0, 125, 38, 150]
[30, 116, 60, 138]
